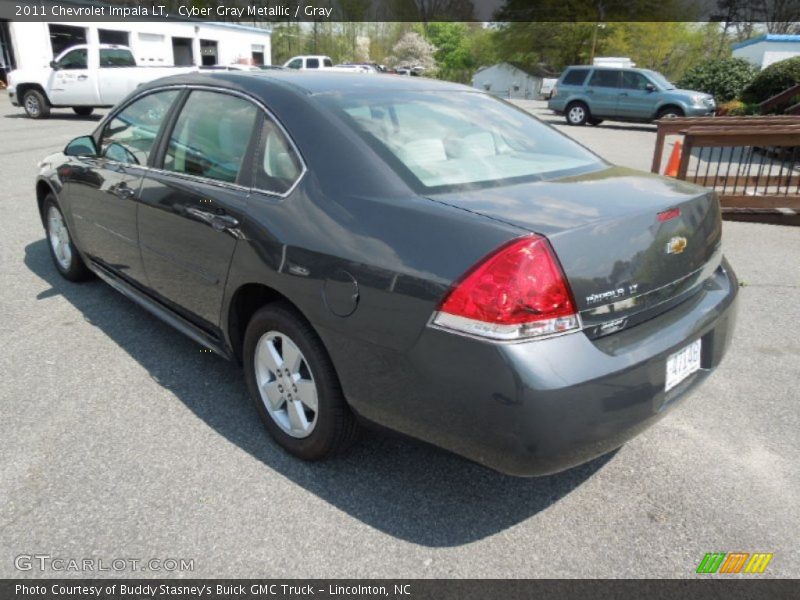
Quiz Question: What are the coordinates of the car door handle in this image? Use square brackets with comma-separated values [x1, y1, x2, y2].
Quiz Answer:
[585, 89, 594, 94]
[186, 207, 239, 231]
[618, 92, 628, 96]
[77, 75, 88, 81]
[111, 183, 136, 199]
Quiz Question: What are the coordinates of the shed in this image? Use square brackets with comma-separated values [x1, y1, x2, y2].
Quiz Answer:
[733, 34, 800, 70]
[472, 62, 554, 100]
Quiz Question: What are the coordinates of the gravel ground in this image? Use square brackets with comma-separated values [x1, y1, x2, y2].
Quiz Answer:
[1, 98, 798, 579]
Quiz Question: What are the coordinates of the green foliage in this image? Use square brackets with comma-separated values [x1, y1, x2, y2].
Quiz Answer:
[741, 57, 800, 104]
[716, 99, 760, 116]
[677, 58, 758, 102]
[423, 23, 474, 83]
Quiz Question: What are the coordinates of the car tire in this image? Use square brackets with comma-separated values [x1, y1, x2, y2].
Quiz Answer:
[44, 195, 93, 282]
[657, 106, 684, 119]
[243, 302, 359, 460]
[23, 89, 51, 119]
[588, 118, 604, 126]
[73, 107, 94, 116]
[565, 102, 589, 126]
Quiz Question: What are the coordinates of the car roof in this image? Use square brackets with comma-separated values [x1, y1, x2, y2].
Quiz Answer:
[565, 65, 646, 72]
[139, 71, 474, 97]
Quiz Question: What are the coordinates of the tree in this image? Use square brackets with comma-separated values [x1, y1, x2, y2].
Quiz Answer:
[423, 22, 474, 82]
[741, 56, 800, 104]
[677, 57, 759, 101]
[386, 31, 437, 71]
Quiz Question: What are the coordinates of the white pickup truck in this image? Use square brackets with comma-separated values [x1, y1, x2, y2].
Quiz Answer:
[7, 44, 194, 119]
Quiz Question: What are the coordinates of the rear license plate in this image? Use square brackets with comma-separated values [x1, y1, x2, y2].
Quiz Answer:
[665, 339, 702, 392]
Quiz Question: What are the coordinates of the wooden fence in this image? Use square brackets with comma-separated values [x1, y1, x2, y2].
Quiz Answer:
[651, 116, 800, 217]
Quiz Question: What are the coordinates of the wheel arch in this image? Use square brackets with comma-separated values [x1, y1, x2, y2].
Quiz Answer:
[35, 178, 57, 226]
[227, 282, 316, 363]
[655, 103, 686, 118]
[17, 83, 51, 106]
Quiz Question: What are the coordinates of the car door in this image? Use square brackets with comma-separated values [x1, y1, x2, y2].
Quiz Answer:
[137, 89, 260, 330]
[68, 89, 181, 284]
[616, 71, 660, 119]
[585, 69, 622, 117]
[48, 47, 96, 106]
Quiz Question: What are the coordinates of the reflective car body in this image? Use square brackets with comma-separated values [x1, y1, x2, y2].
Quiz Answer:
[35, 72, 737, 475]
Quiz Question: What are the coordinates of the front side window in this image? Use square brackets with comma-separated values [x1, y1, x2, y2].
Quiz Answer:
[254, 119, 303, 194]
[99, 48, 136, 68]
[100, 90, 179, 164]
[163, 91, 258, 184]
[621, 71, 650, 91]
[643, 69, 675, 90]
[306, 58, 319, 69]
[57, 48, 87, 70]
[589, 69, 621, 88]
[322, 91, 602, 190]
[286, 58, 302, 69]
[323, 58, 333, 67]
[562, 68, 589, 86]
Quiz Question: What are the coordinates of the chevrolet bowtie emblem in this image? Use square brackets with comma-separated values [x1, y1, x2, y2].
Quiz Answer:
[666, 236, 688, 254]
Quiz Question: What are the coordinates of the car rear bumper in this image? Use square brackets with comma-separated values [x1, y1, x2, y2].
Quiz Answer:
[339, 259, 738, 476]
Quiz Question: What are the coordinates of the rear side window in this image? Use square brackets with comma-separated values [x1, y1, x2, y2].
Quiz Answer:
[57, 48, 87, 70]
[163, 91, 259, 184]
[562, 68, 589, 86]
[100, 90, 179, 165]
[589, 69, 621, 88]
[254, 119, 303, 195]
[100, 48, 136, 68]
[306, 58, 319, 69]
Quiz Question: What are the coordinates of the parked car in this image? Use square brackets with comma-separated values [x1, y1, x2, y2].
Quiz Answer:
[36, 72, 737, 476]
[548, 65, 716, 126]
[332, 64, 374, 74]
[6, 44, 193, 119]
[540, 77, 557, 100]
[283, 55, 334, 70]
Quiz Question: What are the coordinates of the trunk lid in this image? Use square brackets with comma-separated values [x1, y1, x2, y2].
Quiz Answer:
[429, 166, 722, 336]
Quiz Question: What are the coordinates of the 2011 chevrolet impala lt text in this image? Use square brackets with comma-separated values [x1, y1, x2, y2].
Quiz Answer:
[35, 72, 737, 476]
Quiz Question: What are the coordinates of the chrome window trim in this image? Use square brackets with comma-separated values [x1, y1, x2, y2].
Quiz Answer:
[97, 83, 308, 199]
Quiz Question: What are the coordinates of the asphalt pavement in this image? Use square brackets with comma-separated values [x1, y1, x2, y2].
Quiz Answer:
[1, 99, 798, 578]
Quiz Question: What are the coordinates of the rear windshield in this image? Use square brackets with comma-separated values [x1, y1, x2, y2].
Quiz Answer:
[319, 91, 603, 191]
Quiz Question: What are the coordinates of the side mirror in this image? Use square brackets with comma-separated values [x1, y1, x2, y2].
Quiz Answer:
[645, 83, 657, 92]
[50, 60, 59, 70]
[64, 135, 98, 157]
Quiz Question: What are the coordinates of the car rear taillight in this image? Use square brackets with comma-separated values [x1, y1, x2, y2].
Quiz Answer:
[431, 235, 580, 341]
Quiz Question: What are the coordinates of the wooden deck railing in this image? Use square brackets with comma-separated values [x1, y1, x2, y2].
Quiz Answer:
[651, 116, 800, 216]
[759, 84, 800, 115]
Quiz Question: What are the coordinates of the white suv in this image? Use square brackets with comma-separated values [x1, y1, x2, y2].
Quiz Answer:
[283, 55, 333, 71]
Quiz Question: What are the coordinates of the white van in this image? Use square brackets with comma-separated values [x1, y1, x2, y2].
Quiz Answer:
[283, 55, 334, 71]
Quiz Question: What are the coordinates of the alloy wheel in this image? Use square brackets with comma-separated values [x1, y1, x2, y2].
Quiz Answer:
[568, 105, 585, 124]
[254, 331, 319, 438]
[47, 206, 73, 271]
[25, 95, 40, 117]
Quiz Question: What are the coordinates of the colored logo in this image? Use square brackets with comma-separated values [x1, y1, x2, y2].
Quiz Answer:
[666, 236, 688, 255]
[696, 552, 773, 574]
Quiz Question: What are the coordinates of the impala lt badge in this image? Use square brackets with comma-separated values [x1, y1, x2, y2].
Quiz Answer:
[666, 236, 688, 255]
